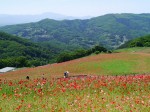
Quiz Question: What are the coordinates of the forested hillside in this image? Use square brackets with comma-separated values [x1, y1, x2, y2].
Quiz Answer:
[0, 32, 54, 68]
[119, 35, 150, 48]
[0, 32, 109, 68]
[0, 13, 150, 50]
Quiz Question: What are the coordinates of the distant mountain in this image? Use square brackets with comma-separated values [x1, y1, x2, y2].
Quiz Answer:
[0, 13, 150, 49]
[0, 12, 92, 26]
[0, 32, 55, 68]
[119, 35, 150, 48]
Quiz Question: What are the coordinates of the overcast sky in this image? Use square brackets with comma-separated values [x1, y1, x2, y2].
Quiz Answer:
[0, 0, 150, 17]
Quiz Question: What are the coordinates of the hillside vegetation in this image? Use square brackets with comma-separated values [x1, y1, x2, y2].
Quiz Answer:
[119, 35, 150, 48]
[57, 45, 108, 63]
[0, 32, 109, 68]
[1, 13, 150, 50]
[0, 32, 54, 68]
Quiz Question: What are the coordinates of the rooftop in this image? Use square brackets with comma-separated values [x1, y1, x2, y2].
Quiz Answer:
[0, 67, 16, 73]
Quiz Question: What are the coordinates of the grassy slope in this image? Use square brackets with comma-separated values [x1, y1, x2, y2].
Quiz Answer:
[0, 47, 150, 80]
[115, 47, 150, 53]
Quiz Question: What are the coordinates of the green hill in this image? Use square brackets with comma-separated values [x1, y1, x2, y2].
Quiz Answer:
[1, 13, 150, 50]
[0, 32, 54, 68]
[119, 35, 150, 48]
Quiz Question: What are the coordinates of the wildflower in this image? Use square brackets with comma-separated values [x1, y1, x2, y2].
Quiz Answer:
[28, 104, 31, 108]
[38, 88, 42, 93]
[61, 87, 66, 92]
[16, 105, 22, 111]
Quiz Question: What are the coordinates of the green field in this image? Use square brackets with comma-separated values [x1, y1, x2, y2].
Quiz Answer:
[115, 47, 150, 53]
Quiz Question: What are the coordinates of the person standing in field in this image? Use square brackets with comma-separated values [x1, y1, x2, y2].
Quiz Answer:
[26, 76, 29, 80]
[42, 74, 46, 80]
[64, 71, 69, 78]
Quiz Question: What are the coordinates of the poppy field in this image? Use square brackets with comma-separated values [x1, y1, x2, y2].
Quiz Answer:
[0, 48, 150, 111]
[0, 74, 150, 112]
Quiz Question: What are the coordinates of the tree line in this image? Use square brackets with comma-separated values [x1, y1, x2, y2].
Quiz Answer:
[57, 45, 110, 63]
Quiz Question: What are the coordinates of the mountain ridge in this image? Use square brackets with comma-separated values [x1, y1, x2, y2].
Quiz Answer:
[0, 13, 150, 49]
[0, 12, 92, 26]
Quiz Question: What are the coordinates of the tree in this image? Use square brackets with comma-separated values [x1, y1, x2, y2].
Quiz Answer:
[57, 52, 72, 63]
[92, 45, 107, 53]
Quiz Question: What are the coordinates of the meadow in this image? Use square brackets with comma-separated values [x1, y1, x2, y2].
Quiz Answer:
[0, 47, 150, 111]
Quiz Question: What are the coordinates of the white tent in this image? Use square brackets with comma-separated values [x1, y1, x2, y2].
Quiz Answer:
[0, 67, 16, 73]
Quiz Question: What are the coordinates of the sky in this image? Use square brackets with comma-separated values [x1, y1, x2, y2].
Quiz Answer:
[0, 0, 150, 17]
